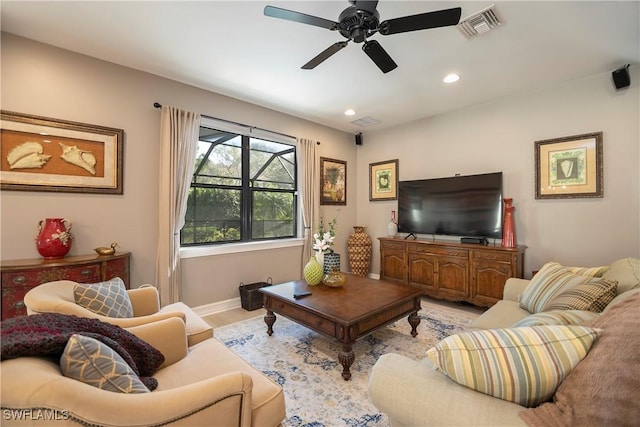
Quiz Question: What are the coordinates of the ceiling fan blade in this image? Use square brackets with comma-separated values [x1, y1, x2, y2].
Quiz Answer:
[302, 42, 349, 70]
[362, 40, 397, 74]
[264, 5, 338, 30]
[379, 7, 462, 35]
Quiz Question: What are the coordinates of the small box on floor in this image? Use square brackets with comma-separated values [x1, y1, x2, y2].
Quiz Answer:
[239, 277, 273, 311]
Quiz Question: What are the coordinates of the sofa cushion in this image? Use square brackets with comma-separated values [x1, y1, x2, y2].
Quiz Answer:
[601, 257, 640, 295]
[469, 300, 530, 330]
[60, 334, 149, 393]
[519, 288, 640, 426]
[154, 336, 286, 426]
[74, 278, 134, 318]
[425, 325, 599, 408]
[512, 310, 599, 327]
[520, 262, 606, 313]
[543, 279, 617, 313]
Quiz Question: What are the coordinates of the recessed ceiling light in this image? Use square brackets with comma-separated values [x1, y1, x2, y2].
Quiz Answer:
[344, 109, 356, 116]
[444, 73, 460, 83]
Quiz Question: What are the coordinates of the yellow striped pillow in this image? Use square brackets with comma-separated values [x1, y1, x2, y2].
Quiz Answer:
[425, 326, 599, 407]
[520, 262, 607, 313]
[566, 265, 609, 277]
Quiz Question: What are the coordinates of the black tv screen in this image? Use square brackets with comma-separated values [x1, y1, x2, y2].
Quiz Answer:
[398, 172, 503, 239]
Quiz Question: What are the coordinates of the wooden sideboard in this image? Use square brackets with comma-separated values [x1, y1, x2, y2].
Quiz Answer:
[1, 252, 130, 320]
[379, 238, 526, 307]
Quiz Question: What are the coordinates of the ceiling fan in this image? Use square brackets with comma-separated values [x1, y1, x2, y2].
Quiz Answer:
[264, 0, 462, 74]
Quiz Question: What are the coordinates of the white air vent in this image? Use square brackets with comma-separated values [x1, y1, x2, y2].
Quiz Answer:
[457, 5, 503, 39]
[351, 116, 380, 127]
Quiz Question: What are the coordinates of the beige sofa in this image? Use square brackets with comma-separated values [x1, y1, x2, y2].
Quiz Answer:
[368, 257, 640, 426]
[1, 316, 286, 426]
[23, 280, 213, 346]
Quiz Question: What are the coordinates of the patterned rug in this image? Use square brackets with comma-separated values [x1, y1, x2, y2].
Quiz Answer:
[214, 299, 480, 427]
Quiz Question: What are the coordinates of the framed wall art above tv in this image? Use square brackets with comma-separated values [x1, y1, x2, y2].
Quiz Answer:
[0, 110, 124, 194]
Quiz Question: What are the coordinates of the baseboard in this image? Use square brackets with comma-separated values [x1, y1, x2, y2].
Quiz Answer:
[193, 297, 242, 317]
[193, 273, 381, 316]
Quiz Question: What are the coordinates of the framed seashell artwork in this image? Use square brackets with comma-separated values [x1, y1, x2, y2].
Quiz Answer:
[0, 110, 124, 194]
[534, 132, 603, 199]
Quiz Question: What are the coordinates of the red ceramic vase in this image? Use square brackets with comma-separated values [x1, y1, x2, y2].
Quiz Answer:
[35, 218, 74, 259]
[501, 198, 516, 248]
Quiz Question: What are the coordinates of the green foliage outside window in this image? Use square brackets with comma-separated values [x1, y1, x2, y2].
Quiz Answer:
[181, 127, 297, 246]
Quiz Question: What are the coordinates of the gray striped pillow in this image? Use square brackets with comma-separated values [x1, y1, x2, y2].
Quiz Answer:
[425, 326, 599, 407]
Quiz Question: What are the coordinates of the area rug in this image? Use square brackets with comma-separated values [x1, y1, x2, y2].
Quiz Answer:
[214, 299, 480, 427]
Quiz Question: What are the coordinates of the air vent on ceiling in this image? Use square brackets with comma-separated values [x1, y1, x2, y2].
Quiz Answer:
[351, 116, 380, 127]
[457, 5, 503, 39]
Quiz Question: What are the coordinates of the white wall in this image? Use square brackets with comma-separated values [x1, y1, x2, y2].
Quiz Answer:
[357, 67, 640, 277]
[0, 34, 357, 307]
[3, 33, 638, 309]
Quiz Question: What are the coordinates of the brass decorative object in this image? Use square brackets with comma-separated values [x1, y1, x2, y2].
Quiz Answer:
[322, 269, 347, 288]
[94, 242, 119, 256]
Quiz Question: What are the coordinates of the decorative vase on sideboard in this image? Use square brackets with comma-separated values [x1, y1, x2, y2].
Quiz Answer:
[387, 210, 398, 237]
[347, 226, 372, 276]
[501, 198, 516, 248]
[35, 218, 74, 259]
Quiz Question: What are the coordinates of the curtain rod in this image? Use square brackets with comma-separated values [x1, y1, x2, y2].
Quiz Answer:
[153, 102, 298, 141]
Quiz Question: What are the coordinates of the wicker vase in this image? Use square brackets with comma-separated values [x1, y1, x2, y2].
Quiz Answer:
[347, 226, 372, 276]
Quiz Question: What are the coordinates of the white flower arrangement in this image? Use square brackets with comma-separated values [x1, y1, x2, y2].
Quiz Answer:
[312, 215, 337, 254]
[313, 231, 335, 254]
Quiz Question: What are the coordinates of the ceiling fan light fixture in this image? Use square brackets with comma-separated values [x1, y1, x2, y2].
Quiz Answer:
[444, 73, 460, 83]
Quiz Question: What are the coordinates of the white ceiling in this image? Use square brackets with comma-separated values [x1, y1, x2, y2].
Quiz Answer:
[2, 1, 638, 133]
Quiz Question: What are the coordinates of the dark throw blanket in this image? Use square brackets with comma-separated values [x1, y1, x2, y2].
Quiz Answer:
[1, 313, 165, 390]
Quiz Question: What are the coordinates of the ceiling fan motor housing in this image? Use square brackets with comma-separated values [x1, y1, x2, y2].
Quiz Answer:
[338, 5, 380, 43]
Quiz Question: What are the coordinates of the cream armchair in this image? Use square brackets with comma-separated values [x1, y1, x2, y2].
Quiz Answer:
[23, 280, 213, 346]
[1, 317, 286, 427]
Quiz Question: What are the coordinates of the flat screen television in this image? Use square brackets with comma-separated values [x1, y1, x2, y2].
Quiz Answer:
[397, 172, 503, 239]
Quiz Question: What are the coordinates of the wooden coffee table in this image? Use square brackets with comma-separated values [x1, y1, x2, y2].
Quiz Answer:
[260, 274, 422, 380]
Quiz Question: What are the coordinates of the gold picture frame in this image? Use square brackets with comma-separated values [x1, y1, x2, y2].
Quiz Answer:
[535, 132, 603, 199]
[1, 111, 124, 194]
[320, 157, 346, 205]
[369, 159, 398, 201]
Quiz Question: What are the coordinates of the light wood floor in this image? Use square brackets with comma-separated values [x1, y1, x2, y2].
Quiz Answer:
[203, 307, 266, 328]
[202, 297, 485, 328]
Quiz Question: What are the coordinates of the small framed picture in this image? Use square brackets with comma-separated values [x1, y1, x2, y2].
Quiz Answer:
[1, 110, 124, 194]
[320, 157, 346, 205]
[369, 159, 398, 201]
[534, 132, 603, 199]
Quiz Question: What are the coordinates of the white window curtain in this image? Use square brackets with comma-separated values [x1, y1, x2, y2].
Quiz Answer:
[155, 105, 201, 305]
[298, 138, 318, 274]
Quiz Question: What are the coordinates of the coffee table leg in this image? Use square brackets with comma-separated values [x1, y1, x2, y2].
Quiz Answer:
[264, 310, 276, 336]
[408, 311, 420, 337]
[339, 342, 355, 381]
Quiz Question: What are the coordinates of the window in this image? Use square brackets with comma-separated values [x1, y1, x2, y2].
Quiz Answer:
[181, 118, 297, 246]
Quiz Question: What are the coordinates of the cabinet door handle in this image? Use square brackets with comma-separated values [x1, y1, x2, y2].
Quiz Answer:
[12, 276, 26, 284]
[13, 300, 25, 309]
[80, 269, 92, 276]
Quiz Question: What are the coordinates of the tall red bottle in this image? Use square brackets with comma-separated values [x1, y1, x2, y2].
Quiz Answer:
[501, 198, 516, 248]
